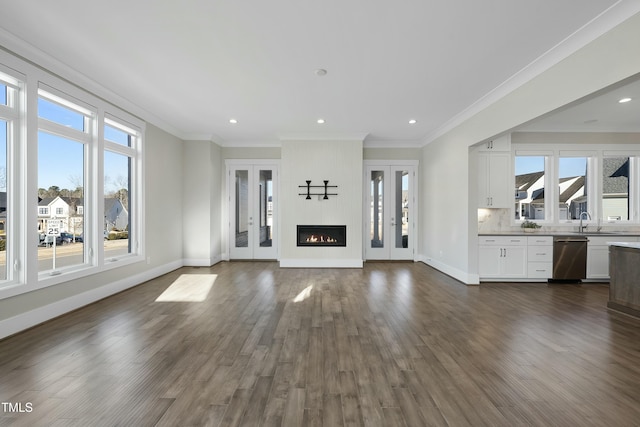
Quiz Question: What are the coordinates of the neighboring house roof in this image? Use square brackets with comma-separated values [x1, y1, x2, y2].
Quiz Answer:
[516, 171, 544, 192]
[38, 197, 58, 207]
[105, 198, 128, 214]
[529, 176, 585, 205]
[603, 157, 629, 195]
[560, 176, 585, 203]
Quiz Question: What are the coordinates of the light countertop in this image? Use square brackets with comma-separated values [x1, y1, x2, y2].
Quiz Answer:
[608, 241, 640, 249]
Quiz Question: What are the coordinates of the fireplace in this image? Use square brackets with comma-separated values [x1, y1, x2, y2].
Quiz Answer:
[297, 225, 346, 247]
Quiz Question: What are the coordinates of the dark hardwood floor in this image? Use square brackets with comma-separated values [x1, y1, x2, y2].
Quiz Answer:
[1, 262, 639, 426]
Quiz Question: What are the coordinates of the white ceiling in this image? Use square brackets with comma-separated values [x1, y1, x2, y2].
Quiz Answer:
[0, 0, 637, 146]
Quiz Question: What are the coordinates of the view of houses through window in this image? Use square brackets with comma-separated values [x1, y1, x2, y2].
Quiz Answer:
[0, 50, 142, 295]
[514, 156, 545, 220]
[558, 157, 589, 220]
[36, 91, 133, 274]
[515, 153, 633, 223]
[602, 156, 630, 221]
[37, 91, 88, 273]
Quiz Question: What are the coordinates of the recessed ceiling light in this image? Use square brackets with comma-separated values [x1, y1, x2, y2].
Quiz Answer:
[315, 69, 327, 76]
[317, 118, 325, 124]
[408, 119, 417, 124]
[619, 97, 632, 103]
[229, 118, 238, 124]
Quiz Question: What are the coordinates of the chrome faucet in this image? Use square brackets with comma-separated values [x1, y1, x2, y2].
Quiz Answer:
[579, 211, 591, 233]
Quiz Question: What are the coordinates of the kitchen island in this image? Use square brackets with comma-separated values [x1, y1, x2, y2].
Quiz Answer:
[608, 242, 640, 318]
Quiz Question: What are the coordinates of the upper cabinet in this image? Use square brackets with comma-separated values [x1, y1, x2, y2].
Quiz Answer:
[477, 134, 511, 208]
[477, 134, 510, 152]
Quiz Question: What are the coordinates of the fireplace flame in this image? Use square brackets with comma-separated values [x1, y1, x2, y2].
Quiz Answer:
[306, 234, 338, 243]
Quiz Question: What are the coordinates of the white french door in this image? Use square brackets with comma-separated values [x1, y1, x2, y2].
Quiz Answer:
[364, 162, 417, 260]
[228, 162, 278, 260]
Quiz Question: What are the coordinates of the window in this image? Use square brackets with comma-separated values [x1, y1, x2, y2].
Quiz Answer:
[558, 156, 589, 220]
[103, 118, 139, 260]
[602, 156, 630, 221]
[514, 156, 545, 220]
[513, 142, 640, 225]
[0, 83, 6, 105]
[0, 71, 19, 285]
[37, 89, 89, 274]
[0, 119, 7, 281]
[0, 50, 144, 299]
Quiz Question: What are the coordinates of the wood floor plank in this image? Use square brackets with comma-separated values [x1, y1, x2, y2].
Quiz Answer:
[1, 262, 640, 426]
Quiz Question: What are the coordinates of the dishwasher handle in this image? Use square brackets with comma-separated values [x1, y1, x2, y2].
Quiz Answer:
[554, 237, 589, 243]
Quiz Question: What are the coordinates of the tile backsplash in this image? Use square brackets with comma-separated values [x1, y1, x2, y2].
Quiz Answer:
[478, 208, 640, 233]
[478, 208, 514, 232]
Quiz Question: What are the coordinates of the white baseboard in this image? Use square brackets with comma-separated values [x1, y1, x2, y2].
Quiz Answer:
[182, 254, 222, 267]
[280, 258, 363, 268]
[0, 260, 182, 340]
[417, 255, 479, 285]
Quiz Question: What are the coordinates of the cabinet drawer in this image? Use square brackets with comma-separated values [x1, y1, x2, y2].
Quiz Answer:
[527, 245, 552, 262]
[479, 236, 526, 246]
[528, 262, 552, 278]
[527, 236, 553, 246]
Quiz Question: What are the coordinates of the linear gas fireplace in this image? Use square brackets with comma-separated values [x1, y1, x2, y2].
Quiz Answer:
[297, 225, 347, 247]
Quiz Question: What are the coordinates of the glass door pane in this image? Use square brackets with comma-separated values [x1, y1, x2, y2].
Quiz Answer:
[394, 170, 409, 249]
[258, 169, 273, 248]
[370, 170, 384, 248]
[235, 169, 249, 248]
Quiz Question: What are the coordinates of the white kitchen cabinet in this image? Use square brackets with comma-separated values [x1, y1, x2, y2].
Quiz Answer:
[479, 236, 527, 279]
[587, 236, 639, 279]
[526, 236, 553, 279]
[478, 134, 510, 152]
[477, 151, 511, 208]
[587, 245, 610, 279]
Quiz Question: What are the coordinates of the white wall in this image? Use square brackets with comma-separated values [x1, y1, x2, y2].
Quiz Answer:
[280, 139, 363, 267]
[182, 140, 223, 266]
[420, 11, 640, 284]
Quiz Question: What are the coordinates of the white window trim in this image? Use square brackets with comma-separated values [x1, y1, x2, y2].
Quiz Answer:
[513, 143, 640, 227]
[0, 48, 145, 300]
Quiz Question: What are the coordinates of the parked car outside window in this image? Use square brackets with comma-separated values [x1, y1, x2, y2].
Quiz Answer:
[60, 232, 74, 243]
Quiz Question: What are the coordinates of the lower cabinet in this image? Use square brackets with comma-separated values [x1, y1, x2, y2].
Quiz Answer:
[479, 236, 527, 279]
[526, 236, 553, 279]
[587, 236, 640, 279]
[480, 234, 639, 281]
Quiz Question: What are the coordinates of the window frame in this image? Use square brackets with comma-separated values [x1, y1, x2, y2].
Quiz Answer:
[0, 49, 145, 300]
[0, 65, 23, 288]
[513, 142, 640, 227]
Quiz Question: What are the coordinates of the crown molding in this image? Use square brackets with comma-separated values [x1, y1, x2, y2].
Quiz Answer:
[0, 27, 184, 140]
[421, 0, 640, 146]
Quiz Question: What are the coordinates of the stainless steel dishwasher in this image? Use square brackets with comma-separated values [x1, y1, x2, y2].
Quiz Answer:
[552, 236, 588, 281]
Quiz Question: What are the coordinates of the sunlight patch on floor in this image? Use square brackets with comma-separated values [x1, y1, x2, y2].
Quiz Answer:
[155, 274, 217, 302]
[293, 285, 313, 302]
